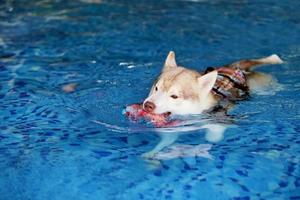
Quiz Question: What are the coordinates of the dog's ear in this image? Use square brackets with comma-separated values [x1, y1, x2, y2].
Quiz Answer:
[163, 51, 177, 71]
[197, 70, 218, 97]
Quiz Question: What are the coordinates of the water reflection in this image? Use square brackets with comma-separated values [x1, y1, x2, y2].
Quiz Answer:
[93, 113, 232, 161]
[151, 144, 213, 160]
[141, 122, 228, 160]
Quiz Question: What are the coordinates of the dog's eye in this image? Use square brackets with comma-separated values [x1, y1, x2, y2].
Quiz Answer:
[155, 86, 158, 91]
[170, 95, 178, 99]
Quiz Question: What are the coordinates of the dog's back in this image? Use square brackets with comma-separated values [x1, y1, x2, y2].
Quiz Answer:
[205, 54, 283, 101]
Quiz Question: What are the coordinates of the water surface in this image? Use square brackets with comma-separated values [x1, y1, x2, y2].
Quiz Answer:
[0, 0, 300, 199]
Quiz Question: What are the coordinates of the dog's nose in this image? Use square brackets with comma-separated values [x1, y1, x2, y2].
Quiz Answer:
[143, 101, 156, 112]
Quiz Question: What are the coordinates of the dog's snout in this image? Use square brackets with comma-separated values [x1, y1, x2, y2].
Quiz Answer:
[144, 101, 156, 112]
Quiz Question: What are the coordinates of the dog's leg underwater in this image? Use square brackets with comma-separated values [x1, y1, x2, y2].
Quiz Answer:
[141, 133, 179, 159]
[203, 124, 227, 143]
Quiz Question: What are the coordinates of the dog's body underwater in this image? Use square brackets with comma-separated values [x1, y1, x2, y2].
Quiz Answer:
[143, 51, 283, 115]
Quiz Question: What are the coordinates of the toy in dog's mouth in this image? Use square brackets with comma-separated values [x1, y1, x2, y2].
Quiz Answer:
[123, 103, 177, 127]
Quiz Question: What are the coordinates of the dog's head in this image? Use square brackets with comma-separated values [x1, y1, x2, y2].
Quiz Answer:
[143, 51, 218, 115]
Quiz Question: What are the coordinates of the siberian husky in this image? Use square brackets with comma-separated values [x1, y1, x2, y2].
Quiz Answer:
[142, 51, 283, 160]
[143, 51, 283, 115]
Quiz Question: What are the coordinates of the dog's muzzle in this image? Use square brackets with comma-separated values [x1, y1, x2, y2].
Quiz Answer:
[143, 101, 156, 113]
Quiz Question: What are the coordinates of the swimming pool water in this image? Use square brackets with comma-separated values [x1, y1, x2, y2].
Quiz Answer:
[0, 0, 300, 199]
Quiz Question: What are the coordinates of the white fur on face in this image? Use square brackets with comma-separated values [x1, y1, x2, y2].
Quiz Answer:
[144, 80, 215, 115]
[144, 94, 213, 115]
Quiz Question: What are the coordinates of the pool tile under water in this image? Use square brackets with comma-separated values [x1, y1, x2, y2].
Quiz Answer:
[0, 0, 300, 200]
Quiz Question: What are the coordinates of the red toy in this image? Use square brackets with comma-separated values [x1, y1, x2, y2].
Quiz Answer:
[123, 103, 178, 127]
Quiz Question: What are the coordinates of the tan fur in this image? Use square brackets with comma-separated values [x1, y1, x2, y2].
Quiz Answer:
[159, 67, 217, 102]
[141, 51, 283, 160]
[143, 51, 283, 115]
[224, 54, 283, 71]
[161, 68, 198, 91]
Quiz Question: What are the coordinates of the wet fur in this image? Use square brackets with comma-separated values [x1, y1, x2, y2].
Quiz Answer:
[142, 51, 283, 160]
[143, 52, 283, 115]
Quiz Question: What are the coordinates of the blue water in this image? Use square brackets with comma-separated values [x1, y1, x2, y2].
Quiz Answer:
[0, 0, 300, 199]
